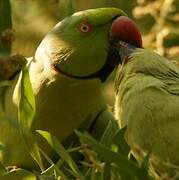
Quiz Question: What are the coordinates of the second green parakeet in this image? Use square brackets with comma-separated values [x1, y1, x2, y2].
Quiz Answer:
[111, 16, 179, 177]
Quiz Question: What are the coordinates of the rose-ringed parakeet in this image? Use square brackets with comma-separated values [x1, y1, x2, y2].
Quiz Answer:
[0, 8, 137, 170]
[111, 16, 179, 177]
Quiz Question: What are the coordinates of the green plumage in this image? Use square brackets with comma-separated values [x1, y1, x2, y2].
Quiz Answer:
[0, 8, 125, 170]
[115, 48, 179, 176]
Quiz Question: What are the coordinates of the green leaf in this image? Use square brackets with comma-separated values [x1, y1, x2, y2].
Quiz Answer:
[36, 130, 83, 180]
[18, 67, 44, 170]
[19, 68, 35, 128]
[76, 131, 150, 180]
[0, 169, 36, 180]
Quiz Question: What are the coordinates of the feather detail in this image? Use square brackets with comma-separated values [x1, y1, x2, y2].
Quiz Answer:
[115, 47, 179, 176]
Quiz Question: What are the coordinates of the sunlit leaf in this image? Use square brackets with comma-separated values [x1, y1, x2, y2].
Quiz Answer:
[18, 67, 44, 170]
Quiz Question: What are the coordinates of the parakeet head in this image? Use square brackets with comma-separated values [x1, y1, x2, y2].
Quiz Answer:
[110, 15, 143, 66]
[35, 8, 142, 82]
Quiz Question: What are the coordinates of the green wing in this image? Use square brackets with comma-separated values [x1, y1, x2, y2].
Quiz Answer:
[129, 49, 179, 95]
[115, 48, 179, 168]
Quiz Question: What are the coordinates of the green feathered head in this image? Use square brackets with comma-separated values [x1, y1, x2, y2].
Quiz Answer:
[35, 8, 141, 81]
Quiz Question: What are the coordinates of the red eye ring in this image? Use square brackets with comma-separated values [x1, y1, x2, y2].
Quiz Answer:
[79, 22, 92, 34]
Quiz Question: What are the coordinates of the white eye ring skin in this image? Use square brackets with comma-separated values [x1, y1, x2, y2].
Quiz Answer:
[78, 22, 92, 34]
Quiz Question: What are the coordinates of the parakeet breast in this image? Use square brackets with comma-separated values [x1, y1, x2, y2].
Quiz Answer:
[33, 74, 106, 142]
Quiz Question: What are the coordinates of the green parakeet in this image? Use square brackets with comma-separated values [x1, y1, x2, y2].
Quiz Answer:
[111, 16, 179, 177]
[0, 8, 129, 170]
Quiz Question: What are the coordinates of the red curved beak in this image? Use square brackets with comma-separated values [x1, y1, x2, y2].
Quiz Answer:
[110, 16, 142, 48]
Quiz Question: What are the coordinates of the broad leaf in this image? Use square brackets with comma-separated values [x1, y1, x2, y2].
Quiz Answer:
[18, 67, 44, 170]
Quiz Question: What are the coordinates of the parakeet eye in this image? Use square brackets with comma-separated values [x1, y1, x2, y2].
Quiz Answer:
[79, 22, 92, 34]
